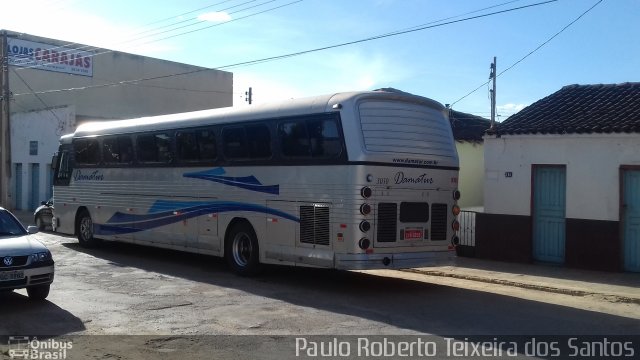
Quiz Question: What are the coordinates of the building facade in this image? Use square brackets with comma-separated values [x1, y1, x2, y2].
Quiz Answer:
[2, 30, 233, 210]
[478, 83, 640, 272]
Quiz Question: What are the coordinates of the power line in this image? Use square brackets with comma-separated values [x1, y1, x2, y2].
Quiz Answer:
[449, 0, 604, 108]
[13, 0, 294, 73]
[14, 0, 558, 97]
[139, 0, 238, 28]
[125, 0, 271, 44]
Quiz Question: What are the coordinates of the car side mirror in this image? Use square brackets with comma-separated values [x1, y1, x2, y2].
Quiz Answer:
[27, 226, 39, 234]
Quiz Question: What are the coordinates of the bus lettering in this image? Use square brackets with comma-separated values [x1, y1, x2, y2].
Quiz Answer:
[73, 170, 104, 181]
[394, 172, 433, 185]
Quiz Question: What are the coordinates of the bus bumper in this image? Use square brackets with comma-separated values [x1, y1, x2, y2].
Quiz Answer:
[335, 251, 455, 270]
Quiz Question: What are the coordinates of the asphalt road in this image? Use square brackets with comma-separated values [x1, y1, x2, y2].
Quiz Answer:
[1, 231, 639, 359]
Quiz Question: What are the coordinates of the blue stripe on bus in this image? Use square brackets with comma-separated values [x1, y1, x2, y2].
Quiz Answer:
[183, 167, 280, 195]
[93, 200, 299, 235]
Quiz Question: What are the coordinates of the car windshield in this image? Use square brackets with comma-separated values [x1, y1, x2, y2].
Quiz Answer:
[0, 210, 27, 236]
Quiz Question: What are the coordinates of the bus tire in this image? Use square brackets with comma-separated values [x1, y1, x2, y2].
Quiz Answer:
[77, 209, 100, 248]
[225, 222, 261, 276]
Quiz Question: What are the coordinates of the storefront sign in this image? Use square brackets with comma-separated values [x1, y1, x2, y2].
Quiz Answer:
[7, 38, 93, 77]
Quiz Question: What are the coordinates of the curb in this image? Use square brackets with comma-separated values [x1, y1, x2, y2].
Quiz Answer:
[401, 268, 640, 305]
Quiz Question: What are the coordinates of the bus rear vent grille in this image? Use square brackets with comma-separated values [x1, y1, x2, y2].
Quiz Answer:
[430, 203, 448, 240]
[376, 203, 397, 242]
[300, 205, 330, 246]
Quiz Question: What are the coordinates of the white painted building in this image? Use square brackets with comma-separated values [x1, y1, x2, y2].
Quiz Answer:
[478, 83, 640, 272]
[10, 106, 76, 209]
[2, 30, 233, 210]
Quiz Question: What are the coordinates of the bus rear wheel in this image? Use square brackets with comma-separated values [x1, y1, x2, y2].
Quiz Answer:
[77, 210, 100, 248]
[225, 222, 261, 276]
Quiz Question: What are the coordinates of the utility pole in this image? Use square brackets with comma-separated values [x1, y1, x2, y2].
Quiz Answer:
[0, 31, 10, 208]
[489, 56, 497, 133]
[245, 87, 252, 105]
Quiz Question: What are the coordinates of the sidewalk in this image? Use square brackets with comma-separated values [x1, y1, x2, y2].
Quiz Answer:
[12, 208, 640, 303]
[408, 256, 640, 304]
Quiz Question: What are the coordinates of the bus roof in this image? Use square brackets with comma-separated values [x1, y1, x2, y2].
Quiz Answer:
[69, 90, 445, 138]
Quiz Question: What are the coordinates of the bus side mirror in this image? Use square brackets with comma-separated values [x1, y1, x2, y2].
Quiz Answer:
[51, 154, 58, 169]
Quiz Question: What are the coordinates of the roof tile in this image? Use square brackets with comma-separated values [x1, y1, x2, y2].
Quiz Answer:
[497, 83, 640, 135]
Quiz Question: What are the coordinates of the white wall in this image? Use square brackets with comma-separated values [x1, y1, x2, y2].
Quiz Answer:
[10, 106, 76, 210]
[9, 32, 233, 121]
[484, 133, 640, 221]
[456, 141, 484, 209]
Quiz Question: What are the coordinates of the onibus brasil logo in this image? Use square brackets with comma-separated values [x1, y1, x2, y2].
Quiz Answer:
[8, 336, 72, 359]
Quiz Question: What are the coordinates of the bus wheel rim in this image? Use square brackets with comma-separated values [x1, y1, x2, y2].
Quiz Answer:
[232, 233, 251, 267]
[80, 217, 93, 240]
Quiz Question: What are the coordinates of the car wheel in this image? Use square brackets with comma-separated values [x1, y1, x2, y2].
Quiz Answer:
[77, 210, 100, 248]
[27, 284, 50, 300]
[225, 222, 261, 276]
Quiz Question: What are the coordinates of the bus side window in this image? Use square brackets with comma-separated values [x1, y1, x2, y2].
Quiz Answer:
[137, 133, 173, 164]
[74, 139, 100, 165]
[104, 136, 133, 164]
[309, 119, 341, 158]
[177, 131, 199, 162]
[223, 127, 248, 160]
[279, 121, 310, 157]
[246, 124, 271, 159]
[197, 130, 217, 161]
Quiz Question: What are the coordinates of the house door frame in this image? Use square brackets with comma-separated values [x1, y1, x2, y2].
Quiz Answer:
[621, 166, 640, 272]
[531, 164, 567, 264]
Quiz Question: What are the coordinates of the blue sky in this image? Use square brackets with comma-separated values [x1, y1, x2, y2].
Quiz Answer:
[3, 0, 638, 119]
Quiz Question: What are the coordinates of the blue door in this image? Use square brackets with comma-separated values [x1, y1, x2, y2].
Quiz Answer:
[30, 163, 40, 211]
[533, 166, 566, 263]
[15, 164, 23, 210]
[623, 170, 640, 272]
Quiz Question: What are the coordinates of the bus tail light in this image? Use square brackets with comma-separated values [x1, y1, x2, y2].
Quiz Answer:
[451, 235, 460, 246]
[359, 220, 371, 232]
[361, 186, 372, 198]
[359, 237, 370, 250]
[452, 220, 460, 232]
[453, 189, 461, 201]
[360, 203, 371, 215]
[452, 204, 461, 216]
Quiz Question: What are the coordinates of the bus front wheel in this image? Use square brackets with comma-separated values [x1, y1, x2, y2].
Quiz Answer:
[225, 222, 261, 276]
[77, 210, 100, 248]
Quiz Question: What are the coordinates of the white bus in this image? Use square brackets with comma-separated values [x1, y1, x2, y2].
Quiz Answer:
[51, 90, 461, 275]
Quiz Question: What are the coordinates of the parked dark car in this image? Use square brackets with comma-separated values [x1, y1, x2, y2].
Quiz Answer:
[34, 198, 53, 231]
[0, 207, 54, 300]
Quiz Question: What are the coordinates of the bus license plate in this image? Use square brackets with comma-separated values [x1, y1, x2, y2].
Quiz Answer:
[0, 270, 25, 281]
[404, 229, 423, 240]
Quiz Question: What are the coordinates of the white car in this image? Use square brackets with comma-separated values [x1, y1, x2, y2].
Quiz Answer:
[0, 207, 54, 300]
